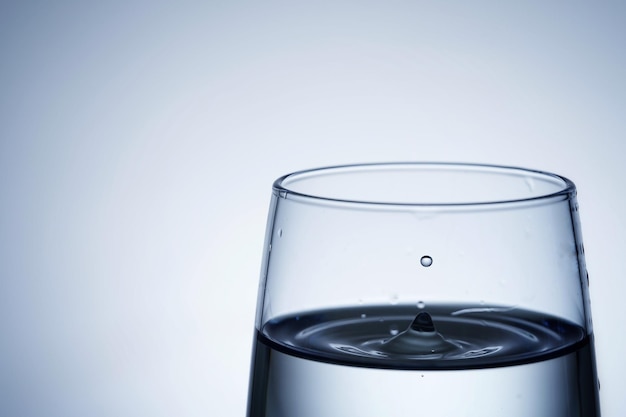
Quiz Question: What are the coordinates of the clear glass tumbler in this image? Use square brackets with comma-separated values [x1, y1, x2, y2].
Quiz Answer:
[247, 163, 600, 417]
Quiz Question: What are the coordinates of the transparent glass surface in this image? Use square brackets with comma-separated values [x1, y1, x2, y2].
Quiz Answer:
[247, 163, 600, 417]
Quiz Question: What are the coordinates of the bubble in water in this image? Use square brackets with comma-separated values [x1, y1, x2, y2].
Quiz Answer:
[417, 301, 425, 309]
[278, 229, 283, 237]
[420, 256, 433, 267]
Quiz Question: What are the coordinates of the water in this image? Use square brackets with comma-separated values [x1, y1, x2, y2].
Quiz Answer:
[247, 304, 600, 417]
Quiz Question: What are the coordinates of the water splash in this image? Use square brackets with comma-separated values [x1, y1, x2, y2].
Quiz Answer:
[379, 311, 461, 356]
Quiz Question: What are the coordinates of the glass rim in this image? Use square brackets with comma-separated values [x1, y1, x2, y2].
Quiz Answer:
[273, 162, 576, 207]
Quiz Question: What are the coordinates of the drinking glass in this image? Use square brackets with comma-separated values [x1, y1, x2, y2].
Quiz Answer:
[247, 163, 600, 417]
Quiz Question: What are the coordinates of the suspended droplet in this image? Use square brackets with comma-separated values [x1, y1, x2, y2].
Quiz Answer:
[420, 256, 433, 267]
[361, 314, 367, 319]
[416, 301, 425, 309]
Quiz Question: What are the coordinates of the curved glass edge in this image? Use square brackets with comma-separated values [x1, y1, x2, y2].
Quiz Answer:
[273, 162, 577, 210]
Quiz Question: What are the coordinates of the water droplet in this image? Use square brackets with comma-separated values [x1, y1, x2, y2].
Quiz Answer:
[416, 301, 425, 309]
[390, 294, 399, 305]
[279, 190, 288, 198]
[389, 325, 399, 336]
[278, 229, 283, 237]
[361, 314, 367, 319]
[420, 255, 433, 267]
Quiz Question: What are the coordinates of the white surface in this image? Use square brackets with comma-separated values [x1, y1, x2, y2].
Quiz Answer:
[1, 1, 623, 416]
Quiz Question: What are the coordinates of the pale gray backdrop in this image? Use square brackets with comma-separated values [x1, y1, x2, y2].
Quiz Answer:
[1, 1, 624, 416]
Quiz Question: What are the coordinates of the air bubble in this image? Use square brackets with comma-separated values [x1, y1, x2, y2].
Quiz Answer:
[278, 229, 283, 237]
[417, 301, 425, 309]
[420, 256, 433, 267]
[389, 325, 399, 336]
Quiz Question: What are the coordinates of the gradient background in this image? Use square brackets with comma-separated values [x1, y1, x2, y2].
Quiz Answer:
[1, 1, 624, 416]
